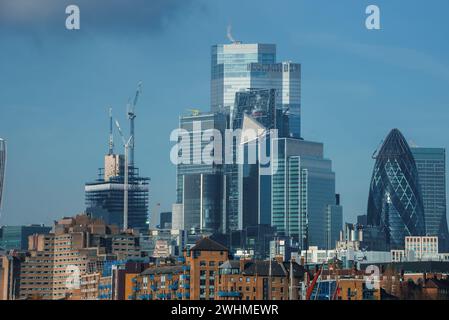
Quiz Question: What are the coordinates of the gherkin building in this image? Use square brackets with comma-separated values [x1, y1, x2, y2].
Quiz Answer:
[367, 129, 426, 249]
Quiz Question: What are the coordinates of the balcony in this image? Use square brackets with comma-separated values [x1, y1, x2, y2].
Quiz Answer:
[217, 291, 241, 298]
[169, 284, 179, 290]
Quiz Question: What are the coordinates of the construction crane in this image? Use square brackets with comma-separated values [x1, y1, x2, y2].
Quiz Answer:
[305, 263, 325, 300]
[115, 119, 132, 231]
[127, 81, 143, 166]
[108, 107, 114, 155]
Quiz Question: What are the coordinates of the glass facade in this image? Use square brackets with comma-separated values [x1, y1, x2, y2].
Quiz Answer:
[0, 225, 51, 250]
[226, 89, 277, 232]
[176, 112, 227, 237]
[271, 138, 340, 249]
[411, 147, 449, 251]
[326, 203, 343, 250]
[0, 139, 5, 212]
[367, 129, 426, 250]
[182, 173, 223, 234]
[211, 43, 301, 138]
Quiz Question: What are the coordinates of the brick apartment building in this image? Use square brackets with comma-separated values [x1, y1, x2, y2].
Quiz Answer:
[18, 214, 140, 300]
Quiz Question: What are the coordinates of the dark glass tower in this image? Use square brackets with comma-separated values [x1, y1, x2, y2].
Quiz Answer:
[411, 147, 449, 251]
[367, 129, 426, 249]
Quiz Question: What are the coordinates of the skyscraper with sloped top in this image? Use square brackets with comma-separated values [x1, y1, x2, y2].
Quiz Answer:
[367, 129, 426, 250]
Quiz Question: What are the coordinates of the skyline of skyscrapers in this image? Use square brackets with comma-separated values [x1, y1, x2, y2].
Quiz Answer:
[1, 40, 448, 256]
[367, 129, 426, 250]
[171, 40, 343, 252]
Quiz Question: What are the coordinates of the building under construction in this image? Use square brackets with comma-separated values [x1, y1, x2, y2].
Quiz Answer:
[85, 159, 149, 230]
[85, 83, 150, 231]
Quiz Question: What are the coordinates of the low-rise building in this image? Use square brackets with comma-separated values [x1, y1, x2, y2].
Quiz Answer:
[216, 259, 304, 300]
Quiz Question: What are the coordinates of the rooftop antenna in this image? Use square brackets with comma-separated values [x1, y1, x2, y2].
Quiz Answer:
[108, 107, 114, 155]
[127, 81, 143, 167]
[227, 25, 239, 44]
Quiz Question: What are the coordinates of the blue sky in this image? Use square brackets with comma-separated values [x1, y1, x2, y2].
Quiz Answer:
[1, 0, 448, 226]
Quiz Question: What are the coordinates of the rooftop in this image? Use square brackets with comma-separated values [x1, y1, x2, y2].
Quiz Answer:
[190, 237, 228, 252]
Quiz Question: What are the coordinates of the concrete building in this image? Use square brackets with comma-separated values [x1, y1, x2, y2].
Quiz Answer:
[0, 252, 24, 300]
[405, 236, 439, 261]
[18, 214, 141, 300]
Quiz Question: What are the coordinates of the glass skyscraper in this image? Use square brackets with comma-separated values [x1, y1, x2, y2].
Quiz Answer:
[176, 112, 227, 237]
[367, 129, 426, 250]
[411, 147, 449, 251]
[211, 42, 301, 138]
[271, 138, 341, 249]
[226, 89, 277, 232]
[0, 138, 5, 212]
[0, 225, 51, 250]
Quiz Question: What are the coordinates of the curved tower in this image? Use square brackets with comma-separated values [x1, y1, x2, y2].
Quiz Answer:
[0, 138, 6, 211]
[367, 129, 425, 249]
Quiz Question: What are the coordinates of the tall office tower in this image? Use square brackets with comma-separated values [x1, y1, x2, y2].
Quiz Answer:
[224, 88, 277, 232]
[411, 147, 449, 251]
[326, 195, 343, 250]
[176, 111, 227, 238]
[211, 42, 301, 138]
[85, 113, 149, 230]
[271, 138, 342, 249]
[367, 129, 426, 250]
[0, 139, 5, 212]
[238, 114, 273, 230]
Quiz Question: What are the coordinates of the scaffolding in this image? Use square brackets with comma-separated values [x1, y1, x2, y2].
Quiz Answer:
[85, 165, 150, 230]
